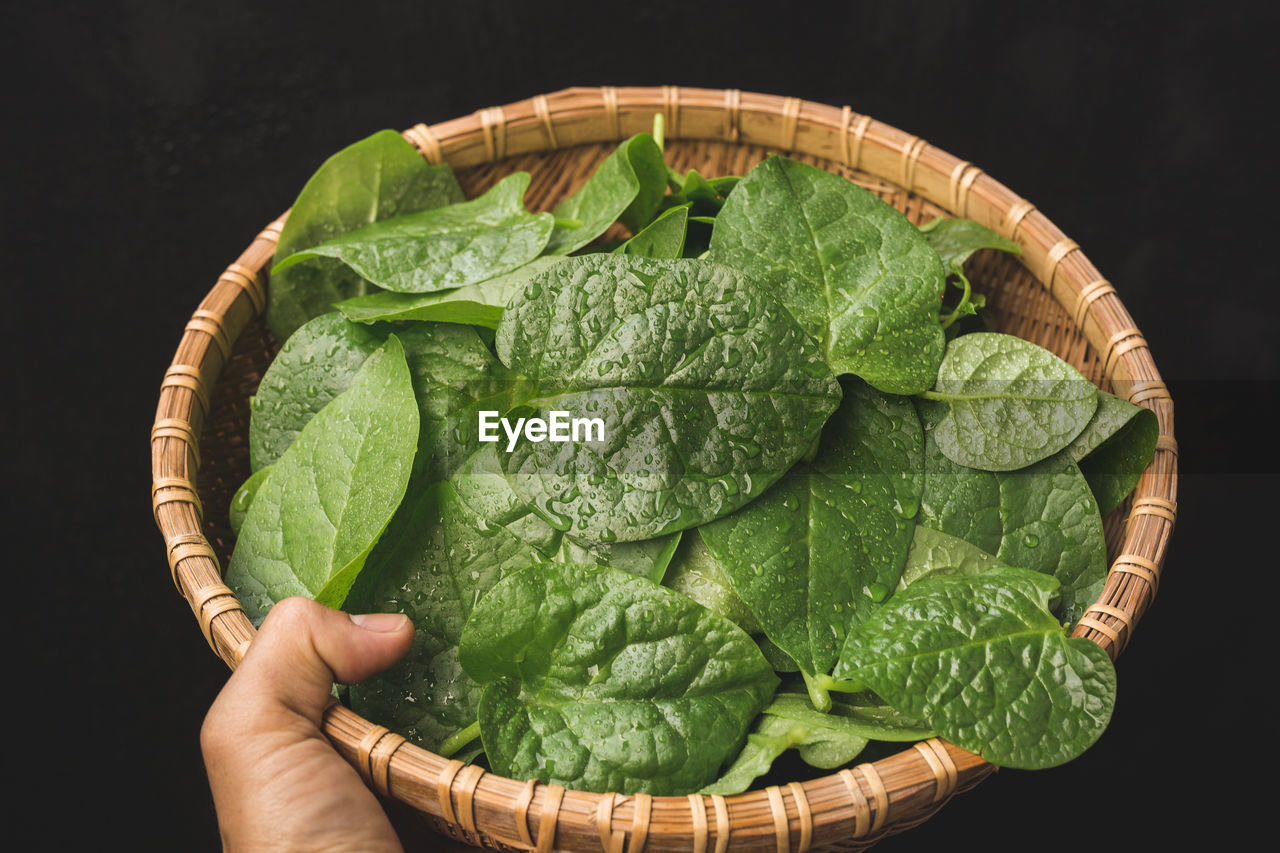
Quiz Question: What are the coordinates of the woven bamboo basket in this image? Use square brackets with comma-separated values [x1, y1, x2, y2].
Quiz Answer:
[151, 86, 1177, 852]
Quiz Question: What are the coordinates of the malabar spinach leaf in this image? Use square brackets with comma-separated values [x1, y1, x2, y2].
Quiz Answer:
[1063, 391, 1159, 514]
[334, 257, 567, 329]
[248, 313, 509, 473]
[918, 409, 1107, 624]
[833, 567, 1116, 769]
[555, 531, 682, 584]
[345, 480, 541, 753]
[226, 337, 418, 622]
[460, 563, 778, 794]
[662, 530, 761, 634]
[700, 378, 922, 684]
[613, 204, 688, 258]
[919, 217, 1022, 268]
[267, 130, 463, 340]
[229, 466, 272, 536]
[699, 714, 804, 795]
[496, 255, 841, 542]
[925, 332, 1098, 471]
[898, 523, 1007, 589]
[545, 133, 668, 254]
[710, 156, 946, 394]
[274, 173, 553, 293]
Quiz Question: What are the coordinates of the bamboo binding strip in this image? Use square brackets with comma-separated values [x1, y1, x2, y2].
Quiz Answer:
[153, 86, 1176, 852]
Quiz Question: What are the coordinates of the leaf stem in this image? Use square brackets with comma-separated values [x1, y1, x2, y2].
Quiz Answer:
[553, 216, 585, 230]
[939, 268, 973, 329]
[438, 721, 481, 758]
[653, 112, 665, 151]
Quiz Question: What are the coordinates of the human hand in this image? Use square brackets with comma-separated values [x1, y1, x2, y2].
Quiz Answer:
[201, 597, 414, 852]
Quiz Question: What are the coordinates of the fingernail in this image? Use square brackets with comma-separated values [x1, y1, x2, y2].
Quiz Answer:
[350, 612, 410, 632]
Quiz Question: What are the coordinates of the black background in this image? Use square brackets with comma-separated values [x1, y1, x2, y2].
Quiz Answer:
[7, 0, 1275, 849]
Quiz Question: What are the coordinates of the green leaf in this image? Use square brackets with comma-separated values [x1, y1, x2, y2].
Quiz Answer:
[757, 637, 800, 673]
[925, 332, 1098, 471]
[228, 466, 272, 536]
[555, 531, 682, 584]
[919, 217, 1022, 267]
[344, 480, 542, 753]
[226, 337, 419, 622]
[335, 257, 568, 328]
[833, 568, 1116, 769]
[267, 130, 463, 341]
[700, 378, 923, 682]
[1063, 391, 1159, 514]
[613, 205, 688, 258]
[247, 313, 510, 473]
[699, 715, 806, 795]
[662, 530, 761, 634]
[460, 563, 778, 794]
[546, 134, 668, 254]
[710, 156, 946, 394]
[898, 524, 1008, 589]
[918, 412, 1107, 624]
[274, 173, 554, 293]
[496, 255, 841, 542]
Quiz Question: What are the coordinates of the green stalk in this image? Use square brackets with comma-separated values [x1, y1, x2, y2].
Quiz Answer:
[437, 721, 481, 758]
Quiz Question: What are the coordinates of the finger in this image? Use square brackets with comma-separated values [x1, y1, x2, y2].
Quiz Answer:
[228, 597, 413, 725]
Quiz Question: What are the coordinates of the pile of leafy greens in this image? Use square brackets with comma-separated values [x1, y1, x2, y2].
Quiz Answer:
[225, 121, 1157, 796]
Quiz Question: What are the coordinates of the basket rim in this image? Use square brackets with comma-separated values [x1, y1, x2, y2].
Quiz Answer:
[151, 85, 1177, 852]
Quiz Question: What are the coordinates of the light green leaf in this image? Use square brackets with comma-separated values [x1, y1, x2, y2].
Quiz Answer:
[546, 134, 668, 254]
[496, 255, 841, 542]
[833, 567, 1116, 769]
[275, 173, 553, 293]
[555, 531, 682, 584]
[662, 531, 761, 634]
[267, 130, 463, 340]
[226, 337, 419, 622]
[614, 205, 689, 258]
[898, 524, 1008, 589]
[228, 466, 272, 536]
[710, 156, 946, 394]
[247, 313, 510, 473]
[700, 715, 805, 795]
[925, 332, 1098, 471]
[460, 563, 778, 794]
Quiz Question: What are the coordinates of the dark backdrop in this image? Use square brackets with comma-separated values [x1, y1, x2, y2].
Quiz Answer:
[7, 1, 1274, 849]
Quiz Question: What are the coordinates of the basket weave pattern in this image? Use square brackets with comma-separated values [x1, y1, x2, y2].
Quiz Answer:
[152, 86, 1177, 852]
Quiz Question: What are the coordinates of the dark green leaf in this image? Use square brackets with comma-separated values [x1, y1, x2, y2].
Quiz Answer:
[919, 217, 1022, 267]
[701, 379, 922, 681]
[918, 412, 1107, 624]
[267, 130, 463, 340]
[710, 156, 946, 394]
[460, 563, 778, 794]
[833, 568, 1116, 769]
[345, 480, 542, 753]
[275, 173, 553, 293]
[925, 332, 1098, 470]
[546, 134, 667, 254]
[496, 255, 841, 542]
[226, 337, 419, 622]
[1063, 391, 1159, 514]
[335, 257, 568, 329]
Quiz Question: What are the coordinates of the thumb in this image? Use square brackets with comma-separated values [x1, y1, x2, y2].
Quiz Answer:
[229, 596, 414, 726]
